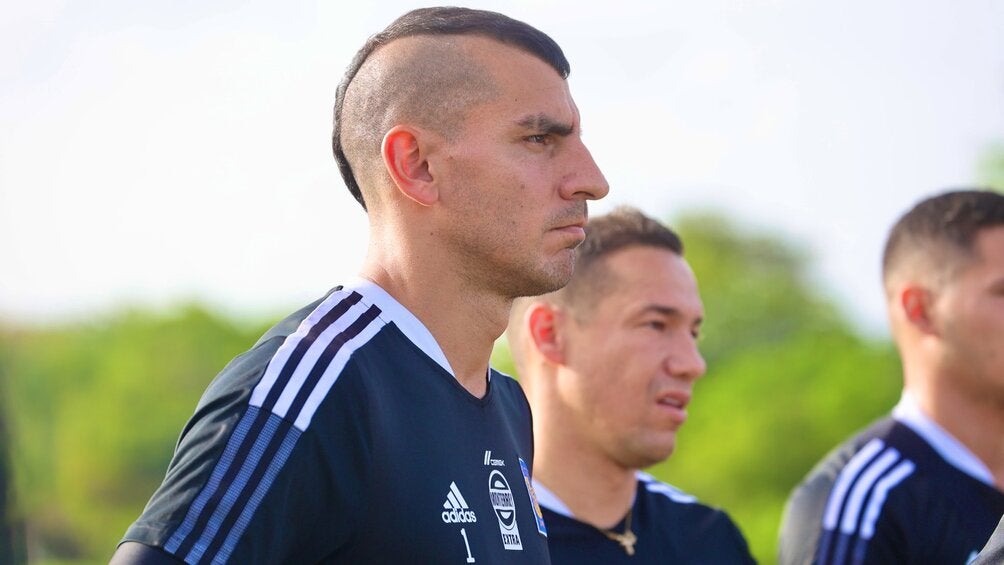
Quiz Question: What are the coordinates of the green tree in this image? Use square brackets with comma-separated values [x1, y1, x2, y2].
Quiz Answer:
[1, 305, 270, 563]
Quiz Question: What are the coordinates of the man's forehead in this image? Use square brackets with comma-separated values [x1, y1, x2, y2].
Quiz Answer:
[598, 251, 701, 306]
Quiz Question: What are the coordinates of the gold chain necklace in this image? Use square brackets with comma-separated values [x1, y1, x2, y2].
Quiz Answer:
[601, 509, 636, 556]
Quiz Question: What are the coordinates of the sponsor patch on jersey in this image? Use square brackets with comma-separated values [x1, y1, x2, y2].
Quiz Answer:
[488, 470, 522, 550]
[519, 457, 547, 537]
[483, 450, 505, 467]
[442, 481, 478, 524]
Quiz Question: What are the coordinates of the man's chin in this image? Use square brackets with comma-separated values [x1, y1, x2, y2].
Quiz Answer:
[505, 261, 575, 299]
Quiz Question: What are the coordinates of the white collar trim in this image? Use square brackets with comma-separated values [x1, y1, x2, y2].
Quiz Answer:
[342, 277, 455, 377]
[531, 477, 641, 520]
[892, 392, 994, 487]
[531, 479, 575, 518]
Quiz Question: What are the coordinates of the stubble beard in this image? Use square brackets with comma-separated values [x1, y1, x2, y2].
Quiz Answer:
[455, 239, 577, 301]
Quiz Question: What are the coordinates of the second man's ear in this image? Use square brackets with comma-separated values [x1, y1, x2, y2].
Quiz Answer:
[381, 125, 438, 206]
[528, 303, 565, 365]
[900, 285, 937, 335]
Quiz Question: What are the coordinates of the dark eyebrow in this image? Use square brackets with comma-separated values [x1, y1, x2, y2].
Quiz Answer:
[644, 304, 703, 326]
[515, 113, 575, 137]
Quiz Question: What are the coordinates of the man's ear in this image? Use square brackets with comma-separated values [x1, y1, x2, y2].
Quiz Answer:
[381, 125, 438, 206]
[900, 285, 937, 335]
[527, 303, 565, 365]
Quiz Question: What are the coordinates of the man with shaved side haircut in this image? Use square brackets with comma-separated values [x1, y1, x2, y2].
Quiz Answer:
[508, 207, 754, 563]
[112, 7, 607, 564]
[780, 190, 1004, 565]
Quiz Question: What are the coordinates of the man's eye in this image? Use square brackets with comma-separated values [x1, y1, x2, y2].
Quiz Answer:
[645, 320, 667, 331]
[526, 134, 550, 145]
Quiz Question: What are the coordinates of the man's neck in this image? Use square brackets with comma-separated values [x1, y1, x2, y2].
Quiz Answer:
[359, 260, 508, 398]
[533, 427, 636, 528]
[908, 385, 1004, 490]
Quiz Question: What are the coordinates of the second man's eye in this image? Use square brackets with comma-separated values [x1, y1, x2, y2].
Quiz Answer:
[645, 320, 667, 332]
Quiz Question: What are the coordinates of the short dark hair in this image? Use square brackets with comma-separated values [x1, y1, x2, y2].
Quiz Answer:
[558, 206, 684, 315]
[882, 189, 1004, 286]
[332, 6, 570, 210]
[508, 206, 683, 373]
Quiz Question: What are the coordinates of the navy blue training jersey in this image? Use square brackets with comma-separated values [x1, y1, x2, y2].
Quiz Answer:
[536, 472, 755, 564]
[780, 414, 1004, 565]
[121, 280, 550, 564]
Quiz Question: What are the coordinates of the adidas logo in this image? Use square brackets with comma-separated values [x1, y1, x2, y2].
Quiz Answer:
[442, 482, 478, 524]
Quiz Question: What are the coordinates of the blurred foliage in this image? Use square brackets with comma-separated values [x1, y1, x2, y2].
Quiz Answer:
[0, 212, 902, 564]
[0, 306, 270, 564]
[978, 143, 1004, 191]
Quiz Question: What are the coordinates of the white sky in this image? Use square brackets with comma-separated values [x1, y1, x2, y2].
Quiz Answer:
[2, 0, 1003, 335]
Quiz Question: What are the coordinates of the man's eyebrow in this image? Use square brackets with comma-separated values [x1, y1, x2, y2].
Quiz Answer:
[515, 113, 575, 136]
[643, 304, 703, 325]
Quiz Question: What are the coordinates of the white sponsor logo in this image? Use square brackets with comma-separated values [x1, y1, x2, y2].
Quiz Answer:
[489, 470, 522, 550]
[442, 482, 478, 524]
[483, 450, 505, 467]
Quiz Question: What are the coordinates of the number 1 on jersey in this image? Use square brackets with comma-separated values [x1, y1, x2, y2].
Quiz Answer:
[460, 528, 475, 563]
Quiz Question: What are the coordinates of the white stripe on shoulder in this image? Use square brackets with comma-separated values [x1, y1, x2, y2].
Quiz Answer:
[859, 459, 915, 539]
[295, 315, 385, 430]
[271, 300, 375, 420]
[342, 277, 455, 377]
[249, 288, 386, 431]
[821, 438, 885, 530]
[250, 288, 362, 409]
[636, 471, 698, 504]
[839, 448, 900, 535]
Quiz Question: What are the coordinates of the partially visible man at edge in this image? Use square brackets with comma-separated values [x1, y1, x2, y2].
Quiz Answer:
[110, 7, 608, 564]
[508, 207, 755, 564]
[780, 190, 1004, 565]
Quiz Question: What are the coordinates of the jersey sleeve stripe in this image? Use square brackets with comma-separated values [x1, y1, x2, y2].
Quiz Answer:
[815, 439, 916, 565]
[164, 407, 260, 556]
[858, 459, 915, 539]
[250, 290, 362, 411]
[170, 410, 287, 562]
[163, 292, 385, 564]
[289, 305, 382, 430]
[211, 424, 301, 564]
[822, 439, 885, 530]
[269, 300, 372, 420]
[296, 310, 385, 429]
[839, 448, 900, 535]
[636, 471, 698, 504]
[194, 416, 294, 564]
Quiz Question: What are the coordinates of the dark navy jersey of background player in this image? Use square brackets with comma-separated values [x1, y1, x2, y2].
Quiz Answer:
[534, 472, 756, 564]
[120, 278, 551, 564]
[779, 395, 1004, 565]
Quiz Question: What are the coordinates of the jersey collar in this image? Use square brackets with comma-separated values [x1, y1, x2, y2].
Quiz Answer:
[531, 479, 575, 518]
[342, 277, 456, 378]
[892, 392, 995, 487]
[531, 475, 642, 520]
